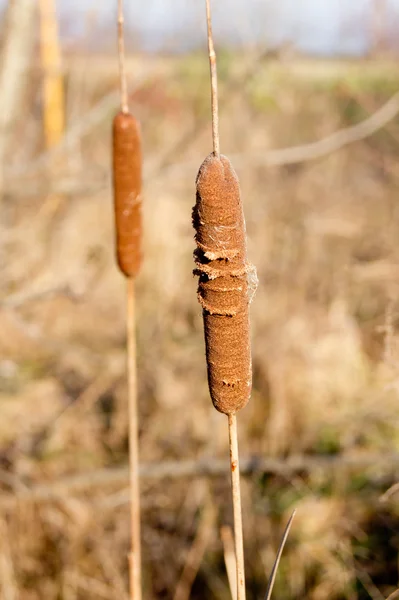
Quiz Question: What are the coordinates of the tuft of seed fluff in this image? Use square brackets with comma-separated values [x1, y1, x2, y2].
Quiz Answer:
[112, 111, 143, 278]
[193, 153, 252, 415]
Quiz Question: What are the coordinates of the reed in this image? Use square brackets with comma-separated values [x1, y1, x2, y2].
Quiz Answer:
[193, 153, 251, 415]
[112, 1, 143, 598]
[192, 2, 254, 598]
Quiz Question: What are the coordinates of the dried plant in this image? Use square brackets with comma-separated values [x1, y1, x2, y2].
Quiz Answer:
[112, 0, 143, 598]
[192, 2, 255, 598]
[263, 510, 296, 600]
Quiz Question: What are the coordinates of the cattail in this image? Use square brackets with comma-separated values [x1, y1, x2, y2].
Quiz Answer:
[194, 3, 255, 599]
[112, 111, 143, 278]
[113, 1, 143, 599]
[193, 153, 251, 415]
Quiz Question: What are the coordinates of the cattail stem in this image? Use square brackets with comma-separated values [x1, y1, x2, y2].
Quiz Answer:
[127, 278, 142, 600]
[205, 0, 220, 157]
[117, 0, 128, 114]
[228, 414, 246, 600]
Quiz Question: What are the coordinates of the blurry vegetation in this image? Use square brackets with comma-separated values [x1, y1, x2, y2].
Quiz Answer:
[1, 44, 399, 599]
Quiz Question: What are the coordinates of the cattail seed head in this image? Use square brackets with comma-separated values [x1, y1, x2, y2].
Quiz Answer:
[193, 153, 252, 415]
[112, 111, 143, 278]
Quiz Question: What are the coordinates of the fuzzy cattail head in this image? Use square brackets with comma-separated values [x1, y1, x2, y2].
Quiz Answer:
[193, 153, 252, 415]
[112, 111, 143, 278]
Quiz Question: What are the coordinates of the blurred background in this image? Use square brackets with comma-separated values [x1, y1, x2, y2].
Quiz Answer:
[1, 0, 399, 598]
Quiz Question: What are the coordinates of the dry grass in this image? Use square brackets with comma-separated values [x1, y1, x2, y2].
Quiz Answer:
[2, 53, 399, 599]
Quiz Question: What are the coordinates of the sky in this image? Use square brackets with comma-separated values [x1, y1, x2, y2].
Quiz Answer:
[4, 0, 399, 55]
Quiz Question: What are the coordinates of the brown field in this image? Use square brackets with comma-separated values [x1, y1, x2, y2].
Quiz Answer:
[2, 53, 399, 599]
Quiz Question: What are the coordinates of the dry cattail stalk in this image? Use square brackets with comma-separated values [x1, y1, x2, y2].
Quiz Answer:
[193, 2, 255, 600]
[113, 0, 143, 599]
[228, 413, 246, 600]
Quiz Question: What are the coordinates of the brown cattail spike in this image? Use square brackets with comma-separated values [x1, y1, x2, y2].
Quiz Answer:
[112, 111, 143, 278]
[193, 153, 252, 415]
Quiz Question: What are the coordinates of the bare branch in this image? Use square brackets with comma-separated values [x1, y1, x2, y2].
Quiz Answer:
[254, 91, 399, 168]
[379, 481, 399, 503]
[2, 452, 399, 509]
[354, 560, 386, 600]
[5, 89, 399, 200]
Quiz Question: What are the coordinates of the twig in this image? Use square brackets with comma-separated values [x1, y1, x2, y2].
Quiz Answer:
[205, 0, 220, 157]
[353, 560, 385, 600]
[380, 481, 399, 503]
[220, 526, 237, 600]
[263, 510, 296, 600]
[117, 0, 128, 113]
[173, 502, 215, 600]
[126, 279, 141, 600]
[1, 284, 79, 308]
[30, 371, 121, 454]
[228, 414, 246, 600]
[257, 91, 399, 167]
